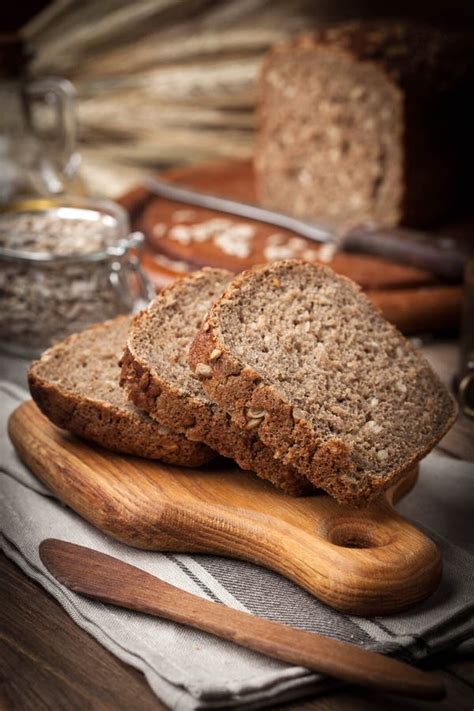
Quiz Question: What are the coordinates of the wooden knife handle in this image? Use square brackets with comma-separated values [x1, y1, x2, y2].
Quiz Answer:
[39, 539, 445, 701]
[345, 225, 466, 281]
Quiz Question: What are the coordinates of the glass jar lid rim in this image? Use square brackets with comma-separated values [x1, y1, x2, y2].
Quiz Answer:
[0, 196, 141, 263]
[0, 231, 144, 263]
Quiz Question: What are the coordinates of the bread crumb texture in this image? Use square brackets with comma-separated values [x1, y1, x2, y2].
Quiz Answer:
[121, 268, 313, 495]
[28, 315, 213, 466]
[191, 260, 457, 503]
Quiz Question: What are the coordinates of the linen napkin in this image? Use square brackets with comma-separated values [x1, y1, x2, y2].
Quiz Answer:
[1, 377, 473, 711]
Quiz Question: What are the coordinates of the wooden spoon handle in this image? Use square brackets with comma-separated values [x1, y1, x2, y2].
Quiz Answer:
[39, 539, 445, 701]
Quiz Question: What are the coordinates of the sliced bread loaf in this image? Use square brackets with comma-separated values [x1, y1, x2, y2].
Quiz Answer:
[256, 21, 474, 228]
[120, 268, 313, 495]
[189, 260, 457, 504]
[28, 315, 213, 466]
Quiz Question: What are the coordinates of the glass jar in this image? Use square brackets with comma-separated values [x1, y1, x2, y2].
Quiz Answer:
[0, 196, 154, 358]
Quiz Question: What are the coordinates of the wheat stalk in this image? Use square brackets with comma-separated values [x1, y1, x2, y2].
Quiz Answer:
[21, 0, 325, 175]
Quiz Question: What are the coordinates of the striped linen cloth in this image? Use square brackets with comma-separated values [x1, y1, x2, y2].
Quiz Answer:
[1, 368, 473, 710]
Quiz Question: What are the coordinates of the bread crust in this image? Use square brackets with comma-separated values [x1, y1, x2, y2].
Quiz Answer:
[188, 260, 458, 504]
[258, 23, 473, 93]
[120, 271, 314, 496]
[28, 319, 213, 467]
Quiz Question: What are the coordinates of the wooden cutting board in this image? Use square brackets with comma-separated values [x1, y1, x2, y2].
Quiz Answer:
[9, 401, 442, 617]
[119, 160, 463, 333]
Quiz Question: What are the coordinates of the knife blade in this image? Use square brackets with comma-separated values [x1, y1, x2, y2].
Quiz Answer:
[145, 176, 467, 281]
[39, 538, 445, 701]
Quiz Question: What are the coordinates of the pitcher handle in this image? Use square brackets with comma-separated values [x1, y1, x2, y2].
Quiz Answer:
[108, 232, 156, 311]
[23, 77, 80, 192]
[126, 232, 156, 306]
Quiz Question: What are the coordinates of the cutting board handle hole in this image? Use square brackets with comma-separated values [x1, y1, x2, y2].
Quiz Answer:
[325, 521, 392, 549]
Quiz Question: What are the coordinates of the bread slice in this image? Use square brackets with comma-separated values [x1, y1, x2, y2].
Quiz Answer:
[120, 268, 313, 495]
[189, 260, 457, 504]
[28, 315, 213, 466]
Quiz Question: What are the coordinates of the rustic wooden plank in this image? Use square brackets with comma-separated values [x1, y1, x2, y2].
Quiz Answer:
[444, 658, 474, 688]
[0, 552, 163, 711]
[277, 669, 474, 710]
[2, 549, 473, 711]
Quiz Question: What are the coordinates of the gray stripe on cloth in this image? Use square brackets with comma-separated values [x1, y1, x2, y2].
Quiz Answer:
[197, 556, 373, 647]
[166, 554, 223, 604]
[169, 555, 249, 612]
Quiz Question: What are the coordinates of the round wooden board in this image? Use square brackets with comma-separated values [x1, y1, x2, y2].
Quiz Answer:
[118, 160, 463, 333]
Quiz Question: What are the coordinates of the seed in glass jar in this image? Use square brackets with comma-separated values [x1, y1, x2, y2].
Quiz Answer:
[0, 209, 138, 357]
[0, 211, 117, 256]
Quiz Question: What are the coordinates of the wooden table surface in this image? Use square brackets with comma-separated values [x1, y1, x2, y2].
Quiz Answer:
[1, 341, 473, 711]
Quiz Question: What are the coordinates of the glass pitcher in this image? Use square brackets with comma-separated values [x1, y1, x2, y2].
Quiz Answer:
[0, 45, 80, 204]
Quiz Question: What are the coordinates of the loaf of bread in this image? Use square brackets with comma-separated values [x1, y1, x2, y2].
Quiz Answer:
[120, 268, 313, 495]
[255, 21, 474, 228]
[189, 260, 457, 504]
[28, 316, 214, 466]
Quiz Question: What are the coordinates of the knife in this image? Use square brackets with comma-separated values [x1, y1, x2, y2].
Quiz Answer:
[145, 176, 467, 281]
[39, 539, 445, 701]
